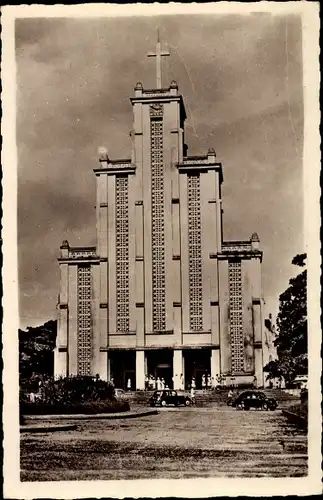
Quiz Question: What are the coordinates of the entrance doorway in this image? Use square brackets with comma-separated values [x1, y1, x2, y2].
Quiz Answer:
[146, 349, 173, 389]
[183, 349, 211, 389]
[110, 350, 136, 390]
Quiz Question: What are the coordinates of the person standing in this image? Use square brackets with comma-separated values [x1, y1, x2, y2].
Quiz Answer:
[202, 374, 206, 390]
[127, 378, 131, 391]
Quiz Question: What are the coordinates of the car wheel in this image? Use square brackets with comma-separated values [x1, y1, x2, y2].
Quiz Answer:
[161, 400, 167, 407]
[185, 399, 191, 406]
[262, 402, 268, 411]
[236, 403, 243, 410]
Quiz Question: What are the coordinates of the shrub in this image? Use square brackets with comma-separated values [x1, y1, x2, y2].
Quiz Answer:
[21, 398, 130, 415]
[20, 375, 115, 405]
[19, 375, 129, 414]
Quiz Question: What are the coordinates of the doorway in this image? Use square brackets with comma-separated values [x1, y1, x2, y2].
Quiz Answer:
[183, 348, 211, 389]
[146, 349, 173, 389]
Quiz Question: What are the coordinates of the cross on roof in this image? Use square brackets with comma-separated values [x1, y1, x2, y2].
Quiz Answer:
[147, 30, 170, 89]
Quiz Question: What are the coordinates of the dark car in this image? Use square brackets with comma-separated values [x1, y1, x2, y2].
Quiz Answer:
[149, 390, 193, 407]
[232, 391, 278, 411]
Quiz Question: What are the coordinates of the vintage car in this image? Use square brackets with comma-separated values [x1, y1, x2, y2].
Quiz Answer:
[232, 390, 278, 411]
[113, 388, 127, 400]
[149, 390, 193, 407]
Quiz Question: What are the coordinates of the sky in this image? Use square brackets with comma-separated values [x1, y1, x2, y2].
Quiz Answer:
[16, 12, 304, 330]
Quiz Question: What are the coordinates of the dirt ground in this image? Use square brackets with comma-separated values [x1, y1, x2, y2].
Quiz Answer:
[21, 405, 307, 480]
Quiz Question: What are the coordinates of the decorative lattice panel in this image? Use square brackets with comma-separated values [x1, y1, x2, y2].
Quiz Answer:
[115, 176, 130, 332]
[187, 174, 203, 331]
[150, 110, 166, 332]
[77, 265, 92, 376]
[228, 260, 244, 373]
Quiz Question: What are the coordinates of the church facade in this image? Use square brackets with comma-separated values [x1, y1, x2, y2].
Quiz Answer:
[54, 42, 265, 390]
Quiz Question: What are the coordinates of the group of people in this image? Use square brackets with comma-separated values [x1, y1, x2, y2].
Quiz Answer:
[145, 375, 170, 391]
[119, 372, 218, 392]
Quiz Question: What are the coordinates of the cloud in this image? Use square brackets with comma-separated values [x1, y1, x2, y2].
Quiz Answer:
[16, 13, 304, 328]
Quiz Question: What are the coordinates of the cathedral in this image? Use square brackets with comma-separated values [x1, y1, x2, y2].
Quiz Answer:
[54, 38, 265, 390]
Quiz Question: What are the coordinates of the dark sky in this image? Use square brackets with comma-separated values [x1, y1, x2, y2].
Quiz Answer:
[16, 13, 304, 329]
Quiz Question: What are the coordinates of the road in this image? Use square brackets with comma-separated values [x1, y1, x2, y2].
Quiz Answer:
[21, 405, 307, 480]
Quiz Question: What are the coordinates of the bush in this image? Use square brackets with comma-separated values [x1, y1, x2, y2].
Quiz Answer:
[20, 375, 115, 405]
[21, 398, 130, 415]
[19, 375, 130, 414]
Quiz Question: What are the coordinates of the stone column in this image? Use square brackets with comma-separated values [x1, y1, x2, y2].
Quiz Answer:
[254, 348, 264, 388]
[54, 348, 67, 378]
[173, 349, 183, 390]
[136, 350, 145, 390]
[211, 349, 220, 388]
[98, 351, 109, 381]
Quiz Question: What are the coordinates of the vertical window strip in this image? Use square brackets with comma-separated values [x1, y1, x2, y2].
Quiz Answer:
[228, 260, 244, 373]
[150, 116, 166, 331]
[116, 176, 130, 332]
[77, 265, 92, 375]
[187, 174, 203, 331]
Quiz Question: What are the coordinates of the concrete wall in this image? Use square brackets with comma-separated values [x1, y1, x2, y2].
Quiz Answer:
[218, 259, 231, 374]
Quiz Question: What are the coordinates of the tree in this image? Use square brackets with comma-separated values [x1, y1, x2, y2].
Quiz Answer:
[19, 320, 57, 380]
[264, 253, 307, 385]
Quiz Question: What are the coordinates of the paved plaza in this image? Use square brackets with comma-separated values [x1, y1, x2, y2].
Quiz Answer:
[21, 405, 307, 480]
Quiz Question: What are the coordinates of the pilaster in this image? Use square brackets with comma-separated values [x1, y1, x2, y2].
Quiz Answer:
[254, 347, 264, 387]
[91, 264, 100, 375]
[128, 174, 136, 332]
[173, 349, 184, 389]
[200, 172, 212, 332]
[218, 259, 230, 374]
[98, 351, 109, 381]
[99, 261, 108, 349]
[135, 195, 145, 346]
[136, 350, 145, 389]
[68, 265, 78, 375]
[163, 106, 173, 332]
[97, 174, 108, 257]
[215, 173, 222, 253]
[179, 174, 189, 332]
[142, 105, 153, 333]
[54, 348, 67, 378]
[108, 175, 116, 334]
[211, 349, 220, 387]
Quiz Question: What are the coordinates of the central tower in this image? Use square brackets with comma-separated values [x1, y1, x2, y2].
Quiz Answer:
[130, 78, 187, 337]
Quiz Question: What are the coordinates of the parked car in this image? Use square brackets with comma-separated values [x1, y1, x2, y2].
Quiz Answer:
[114, 388, 127, 400]
[232, 391, 278, 411]
[149, 390, 193, 407]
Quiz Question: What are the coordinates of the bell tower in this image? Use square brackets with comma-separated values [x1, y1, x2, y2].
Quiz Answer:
[130, 36, 187, 336]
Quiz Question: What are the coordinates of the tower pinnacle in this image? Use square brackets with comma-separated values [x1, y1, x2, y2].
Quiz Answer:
[147, 30, 170, 89]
